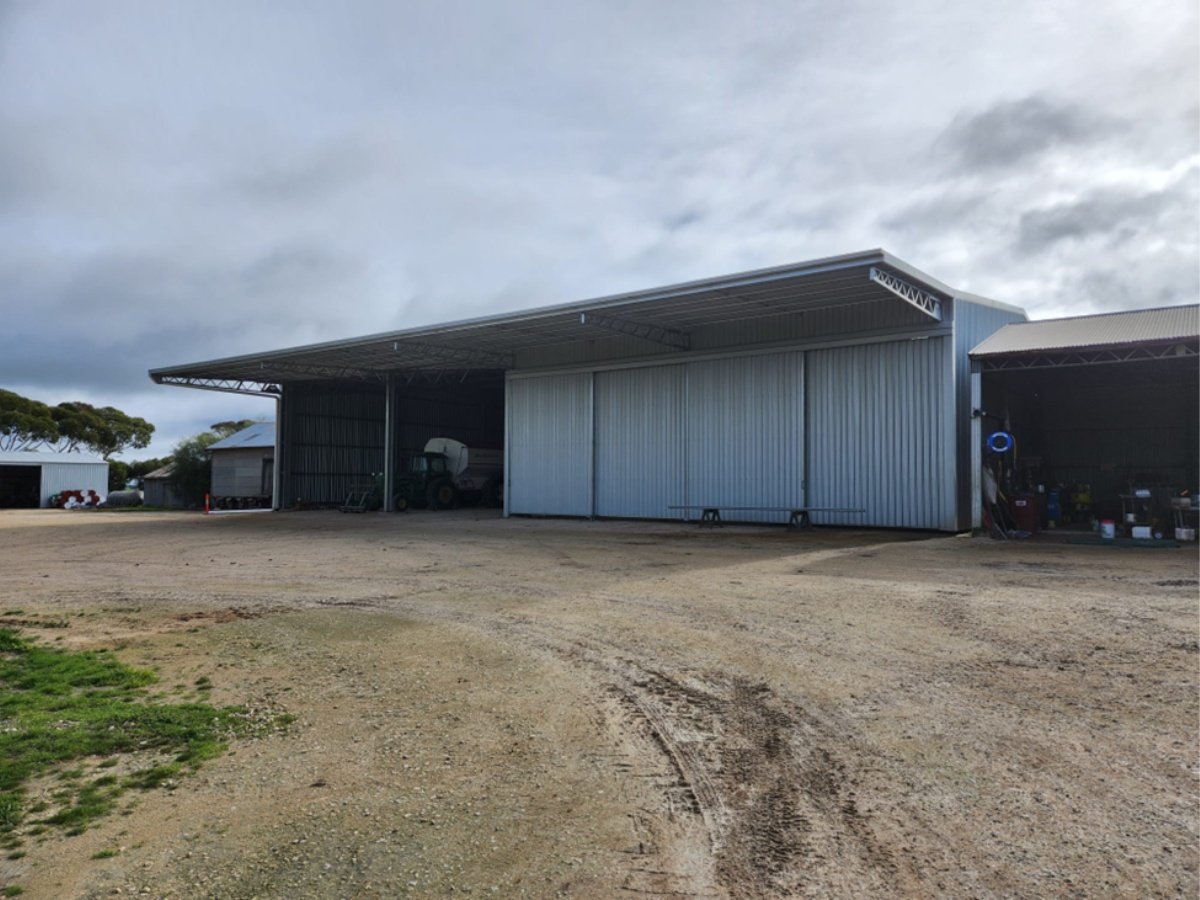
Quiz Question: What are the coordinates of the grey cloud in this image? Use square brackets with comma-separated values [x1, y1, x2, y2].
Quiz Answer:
[0, 1, 1195, 457]
[1016, 179, 1196, 255]
[227, 142, 378, 205]
[663, 209, 704, 231]
[937, 95, 1115, 172]
[1075, 263, 1196, 313]
[0, 243, 369, 394]
[879, 189, 998, 239]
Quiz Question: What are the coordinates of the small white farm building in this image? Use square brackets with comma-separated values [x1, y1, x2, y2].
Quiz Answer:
[0, 451, 109, 508]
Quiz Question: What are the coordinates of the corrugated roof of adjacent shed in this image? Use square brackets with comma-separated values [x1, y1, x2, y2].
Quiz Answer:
[971, 304, 1199, 356]
[209, 421, 275, 450]
[0, 450, 107, 465]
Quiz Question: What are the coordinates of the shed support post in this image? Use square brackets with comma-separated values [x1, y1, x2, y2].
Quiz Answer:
[970, 362, 983, 530]
[383, 374, 395, 512]
[503, 376, 512, 518]
[272, 391, 284, 510]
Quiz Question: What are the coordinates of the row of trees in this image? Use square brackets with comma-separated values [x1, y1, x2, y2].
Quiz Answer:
[1, 389, 256, 504]
[0, 389, 154, 460]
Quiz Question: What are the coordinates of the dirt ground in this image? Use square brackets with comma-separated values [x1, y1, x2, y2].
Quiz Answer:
[0, 508, 1195, 899]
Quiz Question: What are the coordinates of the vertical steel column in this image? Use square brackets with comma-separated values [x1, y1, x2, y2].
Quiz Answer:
[383, 373, 395, 512]
[272, 391, 284, 510]
[681, 362, 690, 519]
[940, 334, 958, 531]
[970, 362, 983, 530]
[503, 376, 512, 518]
[587, 371, 596, 519]
[801, 351, 809, 507]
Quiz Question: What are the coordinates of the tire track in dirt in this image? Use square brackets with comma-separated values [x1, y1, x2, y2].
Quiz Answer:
[359, 596, 900, 898]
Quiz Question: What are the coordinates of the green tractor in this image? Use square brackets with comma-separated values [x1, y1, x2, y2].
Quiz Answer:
[392, 451, 457, 511]
[391, 437, 503, 512]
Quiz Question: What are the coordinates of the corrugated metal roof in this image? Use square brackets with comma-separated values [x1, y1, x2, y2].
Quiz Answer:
[0, 450, 107, 466]
[209, 421, 275, 450]
[150, 249, 1023, 393]
[971, 304, 1199, 356]
[144, 463, 175, 480]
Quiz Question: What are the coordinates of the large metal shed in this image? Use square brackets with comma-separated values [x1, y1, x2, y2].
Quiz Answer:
[150, 249, 1026, 531]
[0, 451, 108, 508]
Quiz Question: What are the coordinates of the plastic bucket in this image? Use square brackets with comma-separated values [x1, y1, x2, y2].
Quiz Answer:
[1100, 519, 1116, 540]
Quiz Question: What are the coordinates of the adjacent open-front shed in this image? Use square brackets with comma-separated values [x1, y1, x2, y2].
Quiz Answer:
[150, 249, 1027, 531]
[970, 305, 1199, 532]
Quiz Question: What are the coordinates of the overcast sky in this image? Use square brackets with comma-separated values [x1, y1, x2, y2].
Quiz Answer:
[1, 0, 1196, 459]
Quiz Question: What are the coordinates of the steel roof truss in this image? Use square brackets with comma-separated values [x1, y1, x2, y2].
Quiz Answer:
[981, 342, 1198, 371]
[264, 361, 383, 381]
[154, 375, 281, 396]
[868, 267, 942, 321]
[391, 340, 513, 368]
[579, 311, 691, 350]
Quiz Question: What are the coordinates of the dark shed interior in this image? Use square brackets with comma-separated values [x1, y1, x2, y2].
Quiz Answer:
[982, 353, 1199, 530]
[278, 372, 505, 507]
[0, 465, 40, 508]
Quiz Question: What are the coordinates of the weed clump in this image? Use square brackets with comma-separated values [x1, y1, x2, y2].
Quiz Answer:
[0, 628, 290, 837]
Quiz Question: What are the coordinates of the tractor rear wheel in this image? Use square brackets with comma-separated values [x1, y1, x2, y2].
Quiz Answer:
[393, 493, 409, 512]
[426, 479, 457, 510]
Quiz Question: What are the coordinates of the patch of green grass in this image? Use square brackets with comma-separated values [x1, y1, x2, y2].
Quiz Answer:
[193, 676, 213, 692]
[91, 848, 118, 859]
[124, 764, 181, 791]
[5, 850, 24, 860]
[0, 628, 289, 836]
[4, 885, 24, 896]
[0, 796, 19, 831]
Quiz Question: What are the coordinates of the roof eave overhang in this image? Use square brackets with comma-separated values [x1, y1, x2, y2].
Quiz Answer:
[150, 249, 999, 392]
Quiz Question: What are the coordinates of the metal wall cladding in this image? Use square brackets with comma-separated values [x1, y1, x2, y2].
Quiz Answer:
[953, 299, 1027, 527]
[143, 478, 183, 509]
[281, 382, 385, 506]
[685, 353, 805, 523]
[594, 365, 686, 518]
[512, 351, 807, 523]
[391, 376, 505, 454]
[40, 462, 109, 507]
[508, 373, 592, 516]
[211, 449, 271, 497]
[807, 337, 951, 529]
